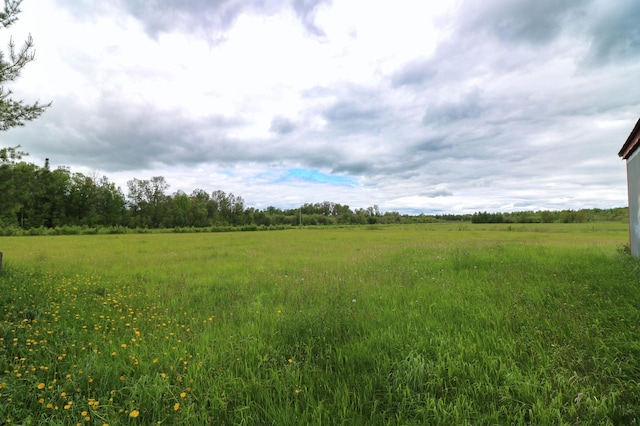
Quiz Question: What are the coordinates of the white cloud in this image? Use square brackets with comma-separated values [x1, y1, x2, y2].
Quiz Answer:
[1, 0, 637, 214]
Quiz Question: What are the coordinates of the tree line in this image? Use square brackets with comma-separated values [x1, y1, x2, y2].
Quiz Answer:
[0, 149, 398, 230]
[0, 148, 629, 232]
[470, 209, 628, 224]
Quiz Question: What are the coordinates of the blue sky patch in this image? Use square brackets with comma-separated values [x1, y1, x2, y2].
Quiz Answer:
[279, 168, 356, 186]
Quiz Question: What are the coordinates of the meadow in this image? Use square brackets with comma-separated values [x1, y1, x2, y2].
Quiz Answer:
[1, 222, 639, 425]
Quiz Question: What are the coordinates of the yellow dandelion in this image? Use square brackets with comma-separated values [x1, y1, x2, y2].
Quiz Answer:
[37, 383, 45, 389]
[81, 411, 88, 417]
[180, 392, 186, 398]
[173, 402, 180, 411]
[129, 409, 140, 418]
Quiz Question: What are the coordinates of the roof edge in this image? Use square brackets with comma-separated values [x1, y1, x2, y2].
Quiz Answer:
[619, 117, 640, 159]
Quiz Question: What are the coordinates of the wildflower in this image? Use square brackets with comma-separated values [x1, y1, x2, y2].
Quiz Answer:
[129, 409, 140, 418]
[37, 383, 45, 389]
[174, 402, 180, 411]
[180, 392, 186, 398]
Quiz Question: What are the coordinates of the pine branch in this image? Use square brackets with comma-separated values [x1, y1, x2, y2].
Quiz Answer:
[0, 0, 20, 29]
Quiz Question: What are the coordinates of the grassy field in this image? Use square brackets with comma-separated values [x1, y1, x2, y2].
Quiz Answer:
[1, 223, 639, 425]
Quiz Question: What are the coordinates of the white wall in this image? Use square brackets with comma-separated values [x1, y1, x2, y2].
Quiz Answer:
[627, 148, 640, 257]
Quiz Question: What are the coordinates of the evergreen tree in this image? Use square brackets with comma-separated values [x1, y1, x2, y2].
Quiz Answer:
[0, 0, 50, 132]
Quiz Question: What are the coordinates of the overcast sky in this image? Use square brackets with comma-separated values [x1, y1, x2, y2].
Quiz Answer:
[3, 0, 640, 214]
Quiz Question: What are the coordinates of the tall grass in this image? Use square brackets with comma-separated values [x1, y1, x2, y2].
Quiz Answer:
[1, 223, 638, 424]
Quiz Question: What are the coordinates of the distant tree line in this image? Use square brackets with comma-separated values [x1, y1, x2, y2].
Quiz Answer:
[470, 209, 628, 224]
[0, 148, 629, 232]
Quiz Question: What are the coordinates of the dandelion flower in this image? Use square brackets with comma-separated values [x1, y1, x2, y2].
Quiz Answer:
[180, 392, 186, 398]
[174, 402, 180, 411]
[130, 409, 140, 418]
[37, 383, 45, 389]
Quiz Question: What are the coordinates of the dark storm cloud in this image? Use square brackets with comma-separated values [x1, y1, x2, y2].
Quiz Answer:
[391, 58, 437, 88]
[16, 94, 246, 172]
[423, 89, 484, 125]
[585, 0, 640, 65]
[269, 116, 296, 135]
[421, 187, 453, 198]
[55, 0, 330, 38]
[323, 100, 382, 124]
[458, 0, 590, 45]
[452, 0, 640, 67]
[292, 0, 330, 37]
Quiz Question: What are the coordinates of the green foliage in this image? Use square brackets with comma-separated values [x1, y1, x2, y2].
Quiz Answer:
[0, 224, 638, 424]
[472, 208, 629, 224]
[0, 0, 50, 132]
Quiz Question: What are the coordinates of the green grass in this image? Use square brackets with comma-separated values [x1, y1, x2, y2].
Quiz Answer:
[1, 223, 639, 425]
